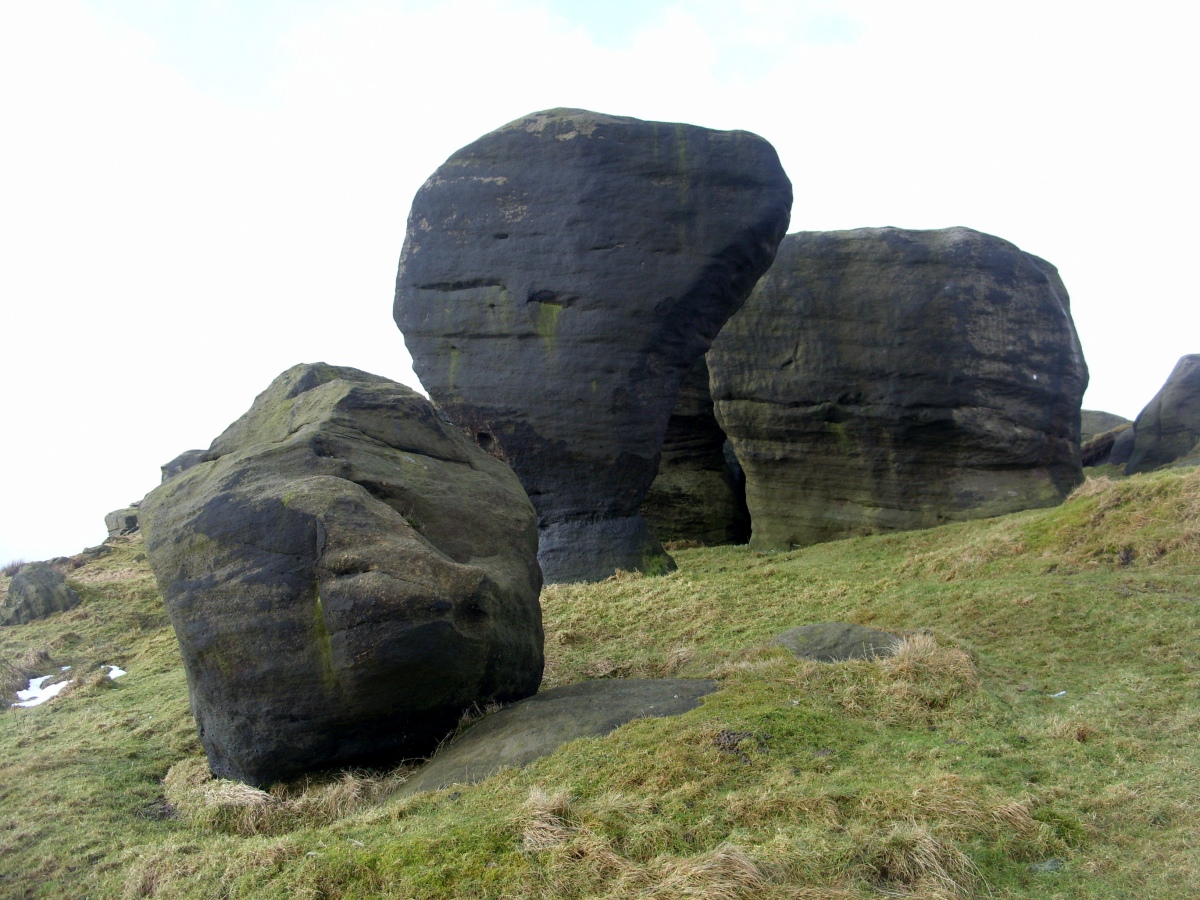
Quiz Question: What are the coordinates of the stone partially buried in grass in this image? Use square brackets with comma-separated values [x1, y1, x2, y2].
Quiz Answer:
[400, 678, 718, 796]
[772, 622, 899, 662]
[139, 363, 544, 786]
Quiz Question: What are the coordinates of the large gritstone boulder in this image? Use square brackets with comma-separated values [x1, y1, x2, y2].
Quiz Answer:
[640, 357, 750, 546]
[395, 108, 791, 582]
[1, 562, 80, 626]
[1126, 355, 1200, 474]
[709, 228, 1088, 550]
[139, 363, 544, 786]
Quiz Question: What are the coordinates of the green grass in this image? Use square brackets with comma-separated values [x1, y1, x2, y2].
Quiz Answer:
[2, 468, 1199, 897]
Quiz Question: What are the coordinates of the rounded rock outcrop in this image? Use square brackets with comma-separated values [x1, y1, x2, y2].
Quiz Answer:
[139, 363, 544, 785]
[394, 108, 791, 582]
[709, 228, 1089, 550]
[1126, 354, 1200, 474]
[1, 562, 81, 626]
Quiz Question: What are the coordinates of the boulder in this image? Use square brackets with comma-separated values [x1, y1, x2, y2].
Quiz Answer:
[771, 623, 898, 662]
[139, 363, 544, 785]
[1, 562, 80, 626]
[399, 678, 717, 796]
[395, 108, 791, 582]
[1109, 425, 1137, 466]
[104, 506, 139, 537]
[1126, 355, 1200, 474]
[709, 228, 1089, 550]
[640, 357, 750, 545]
[161, 449, 206, 482]
[1080, 409, 1130, 443]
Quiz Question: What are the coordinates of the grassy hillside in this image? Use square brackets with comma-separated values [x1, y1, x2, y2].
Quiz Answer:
[2, 468, 1198, 898]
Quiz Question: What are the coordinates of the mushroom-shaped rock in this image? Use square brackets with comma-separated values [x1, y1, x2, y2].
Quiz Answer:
[139, 363, 544, 785]
[394, 108, 791, 582]
[1, 562, 80, 626]
[1126, 354, 1200, 474]
[709, 228, 1089, 550]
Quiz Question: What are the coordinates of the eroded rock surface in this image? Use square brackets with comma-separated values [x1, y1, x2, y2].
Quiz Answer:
[641, 357, 749, 545]
[395, 108, 791, 581]
[1126, 354, 1200, 474]
[709, 228, 1088, 549]
[140, 363, 544, 785]
[400, 678, 717, 795]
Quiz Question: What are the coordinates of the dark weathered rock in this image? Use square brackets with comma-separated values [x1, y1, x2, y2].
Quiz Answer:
[771, 623, 898, 662]
[1109, 425, 1136, 466]
[104, 507, 139, 537]
[399, 678, 717, 796]
[709, 227, 1089, 550]
[139, 363, 544, 785]
[1080, 409, 1130, 443]
[641, 357, 749, 545]
[161, 449, 206, 482]
[1126, 355, 1200, 474]
[395, 108, 791, 582]
[1081, 423, 1132, 467]
[1, 562, 80, 626]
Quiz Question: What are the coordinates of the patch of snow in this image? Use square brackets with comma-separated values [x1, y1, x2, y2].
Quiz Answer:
[13, 674, 73, 707]
[104, 665, 126, 679]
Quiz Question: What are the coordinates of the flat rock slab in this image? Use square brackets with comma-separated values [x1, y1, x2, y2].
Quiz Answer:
[400, 678, 717, 796]
[772, 623, 899, 662]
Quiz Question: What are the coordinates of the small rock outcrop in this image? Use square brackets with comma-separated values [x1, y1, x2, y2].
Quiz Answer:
[1080, 409, 1130, 444]
[709, 227, 1089, 550]
[640, 358, 749, 545]
[395, 108, 791, 582]
[1, 562, 80, 626]
[1126, 354, 1200, 474]
[104, 505, 140, 537]
[772, 623, 898, 662]
[161, 449, 206, 482]
[1081, 423, 1132, 467]
[139, 363, 544, 785]
[400, 678, 717, 796]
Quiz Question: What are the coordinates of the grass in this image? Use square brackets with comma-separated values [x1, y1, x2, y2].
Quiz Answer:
[1, 467, 1199, 897]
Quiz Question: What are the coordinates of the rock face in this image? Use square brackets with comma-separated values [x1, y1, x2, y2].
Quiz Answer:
[1080, 409, 1130, 444]
[1, 562, 80, 626]
[709, 228, 1089, 550]
[772, 623, 898, 662]
[395, 108, 791, 582]
[1126, 355, 1200, 474]
[400, 678, 717, 796]
[640, 358, 750, 545]
[139, 363, 544, 785]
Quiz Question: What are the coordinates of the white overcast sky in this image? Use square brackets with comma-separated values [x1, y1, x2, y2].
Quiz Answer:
[1, 0, 1197, 562]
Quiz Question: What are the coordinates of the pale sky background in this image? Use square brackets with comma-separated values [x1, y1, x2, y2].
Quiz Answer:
[1, 0, 1196, 563]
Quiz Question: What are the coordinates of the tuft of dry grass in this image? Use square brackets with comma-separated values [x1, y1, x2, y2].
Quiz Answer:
[163, 757, 410, 837]
[857, 822, 981, 899]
